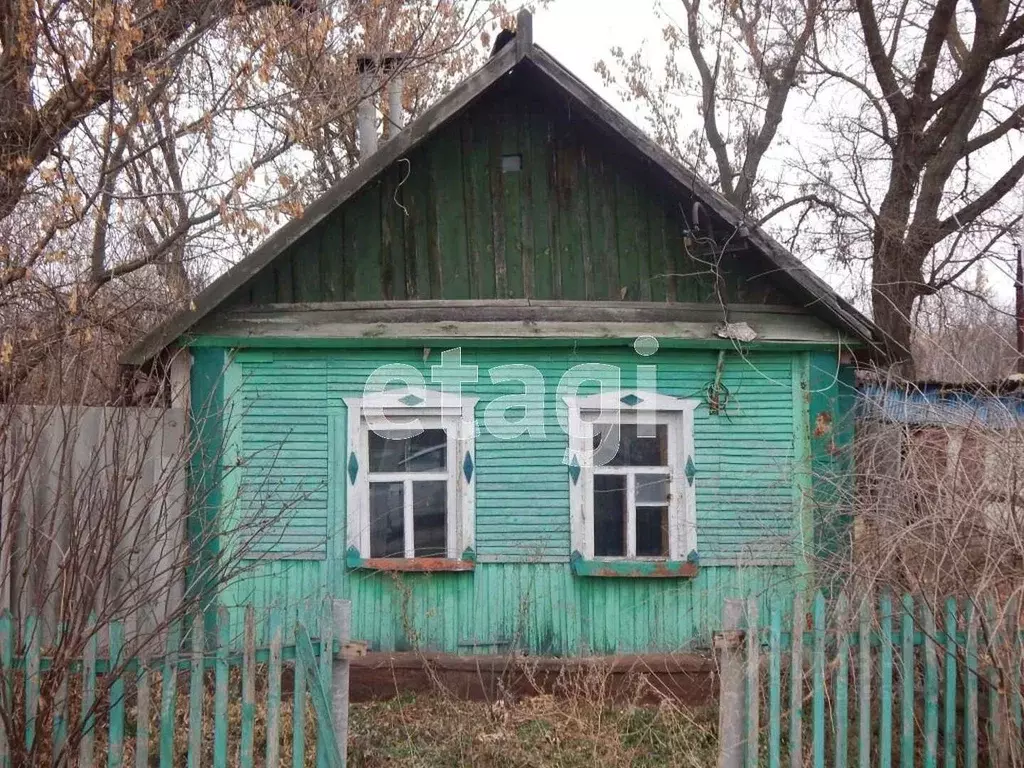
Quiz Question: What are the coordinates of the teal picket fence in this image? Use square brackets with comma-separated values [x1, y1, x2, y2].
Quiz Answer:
[0, 598, 350, 767]
[717, 592, 1024, 768]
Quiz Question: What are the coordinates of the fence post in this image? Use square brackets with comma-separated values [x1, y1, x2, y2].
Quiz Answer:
[331, 599, 352, 767]
[716, 599, 745, 768]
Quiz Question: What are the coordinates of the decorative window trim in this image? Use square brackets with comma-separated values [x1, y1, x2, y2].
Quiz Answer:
[343, 387, 477, 568]
[563, 389, 698, 570]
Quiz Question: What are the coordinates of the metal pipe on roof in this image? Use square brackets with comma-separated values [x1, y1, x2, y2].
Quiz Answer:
[383, 55, 405, 139]
[356, 56, 378, 161]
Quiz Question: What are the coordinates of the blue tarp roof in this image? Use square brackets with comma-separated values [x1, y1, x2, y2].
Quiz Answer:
[858, 383, 1024, 428]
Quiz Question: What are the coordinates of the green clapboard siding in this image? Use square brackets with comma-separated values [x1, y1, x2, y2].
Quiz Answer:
[200, 343, 828, 654]
[224, 69, 795, 308]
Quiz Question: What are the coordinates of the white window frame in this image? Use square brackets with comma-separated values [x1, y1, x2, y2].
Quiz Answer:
[343, 387, 477, 560]
[564, 390, 698, 561]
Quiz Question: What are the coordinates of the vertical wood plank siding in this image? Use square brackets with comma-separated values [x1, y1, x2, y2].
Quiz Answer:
[200, 346, 827, 653]
[226, 73, 791, 308]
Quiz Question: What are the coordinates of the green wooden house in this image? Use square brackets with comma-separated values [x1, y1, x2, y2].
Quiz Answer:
[125, 11, 880, 655]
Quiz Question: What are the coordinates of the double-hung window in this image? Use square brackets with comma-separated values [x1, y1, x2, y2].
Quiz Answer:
[564, 390, 697, 563]
[344, 388, 476, 564]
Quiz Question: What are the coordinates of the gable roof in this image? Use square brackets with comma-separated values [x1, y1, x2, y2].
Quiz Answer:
[123, 10, 881, 366]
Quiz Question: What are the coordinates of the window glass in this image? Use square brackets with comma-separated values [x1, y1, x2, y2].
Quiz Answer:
[369, 482, 404, 558]
[593, 475, 627, 556]
[412, 480, 447, 557]
[369, 429, 447, 473]
[635, 506, 669, 557]
[593, 423, 668, 467]
[635, 474, 670, 505]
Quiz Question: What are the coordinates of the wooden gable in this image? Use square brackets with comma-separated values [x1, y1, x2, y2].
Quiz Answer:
[224, 66, 793, 308]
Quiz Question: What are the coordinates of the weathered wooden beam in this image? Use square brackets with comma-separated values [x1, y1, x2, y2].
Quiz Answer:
[194, 317, 846, 345]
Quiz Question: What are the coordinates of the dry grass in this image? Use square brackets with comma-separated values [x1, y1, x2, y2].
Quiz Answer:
[349, 694, 718, 767]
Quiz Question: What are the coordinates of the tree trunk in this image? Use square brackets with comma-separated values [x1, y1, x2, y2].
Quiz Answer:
[871, 245, 921, 379]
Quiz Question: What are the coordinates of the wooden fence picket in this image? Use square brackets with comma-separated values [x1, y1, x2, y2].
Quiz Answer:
[745, 598, 759, 768]
[241, 606, 256, 767]
[812, 592, 825, 768]
[158, 620, 182, 767]
[293, 615, 308, 768]
[267, 608, 283, 768]
[768, 597, 782, 768]
[108, 621, 126, 768]
[880, 592, 894, 768]
[715, 591, 1023, 768]
[318, 595, 336, 768]
[966, 601, 979, 768]
[80, 615, 98, 768]
[922, 602, 938, 768]
[187, 614, 204, 768]
[23, 615, 39, 754]
[52, 622, 68, 763]
[789, 592, 804, 768]
[0, 598, 341, 766]
[900, 594, 914, 768]
[213, 607, 229, 768]
[944, 598, 957, 768]
[0, 610, 11, 768]
[857, 595, 871, 768]
[135, 650, 151, 768]
[835, 593, 849, 768]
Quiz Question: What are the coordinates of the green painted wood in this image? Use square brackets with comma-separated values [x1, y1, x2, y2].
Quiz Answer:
[229, 71, 790, 308]
[790, 593, 804, 768]
[241, 607, 256, 767]
[214, 608, 229, 768]
[0, 612, 9, 768]
[985, 600, 1000, 766]
[108, 621, 126, 768]
[52, 622, 68, 763]
[266, 609, 284, 767]
[769, 597, 782, 768]
[296, 622, 343, 768]
[317, 597, 335, 768]
[23, 615, 39, 753]
[292, 619, 308, 768]
[923, 603, 938, 768]
[80, 615, 98, 768]
[901, 595, 914, 768]
[965, 602, 978, 768]
[813, 592, 826, 768]
[158, 620, 182, 768]
[859, 597, 871, 768]
[835, 593, 849, 768]
[215, 346, 813, 654]
[943, 599, 957, 768]
[881, 593, 894, 768]
[135, 651, 151, 768]
[745, 598, 760, 768]
[187, 614, 204, 768]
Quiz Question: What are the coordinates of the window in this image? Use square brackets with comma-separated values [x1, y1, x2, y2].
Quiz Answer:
[564, 390, 697, 563]
[344, 388, 477, 564]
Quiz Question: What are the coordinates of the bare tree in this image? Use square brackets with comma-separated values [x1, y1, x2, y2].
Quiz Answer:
[601, 0, 1024, 376]
[0, 0, 502, 401]
[912, 270, 1018, 382]
[596, 0, 826, 216]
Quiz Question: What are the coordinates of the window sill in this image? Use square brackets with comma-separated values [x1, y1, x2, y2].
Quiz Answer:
[346, 547, 475, 572]
[569, 551, 699, 578]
